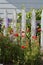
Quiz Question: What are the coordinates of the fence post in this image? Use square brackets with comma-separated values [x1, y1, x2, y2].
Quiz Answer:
[13, 8, 17, 33]
[21, 8, 26, 46]
[41, 10, 43, 51]
[3, 9, 8, 36]
[31, 9, 36, 41]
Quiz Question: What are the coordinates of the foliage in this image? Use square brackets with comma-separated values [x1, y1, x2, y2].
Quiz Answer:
[0, 33, 40, 65]
[17, 9, 42, 21]
[36, 9, 42, 20]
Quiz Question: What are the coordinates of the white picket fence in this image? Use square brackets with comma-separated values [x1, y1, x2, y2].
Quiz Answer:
[0, 9, 43, 51]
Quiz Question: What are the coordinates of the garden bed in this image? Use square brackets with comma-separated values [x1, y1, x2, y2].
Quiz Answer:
[0, 33, 40, 65]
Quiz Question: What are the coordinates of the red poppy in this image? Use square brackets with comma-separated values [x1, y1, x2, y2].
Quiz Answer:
[13, 33, 19, 37]
[21, 45, 26, 49]
[32, 36, 37, 39]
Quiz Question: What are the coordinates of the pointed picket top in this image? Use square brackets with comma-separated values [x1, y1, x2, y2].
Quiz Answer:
[32, 9, 36, 20]
[32, 9, 36, 19]
[32, 9, 35, 13]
